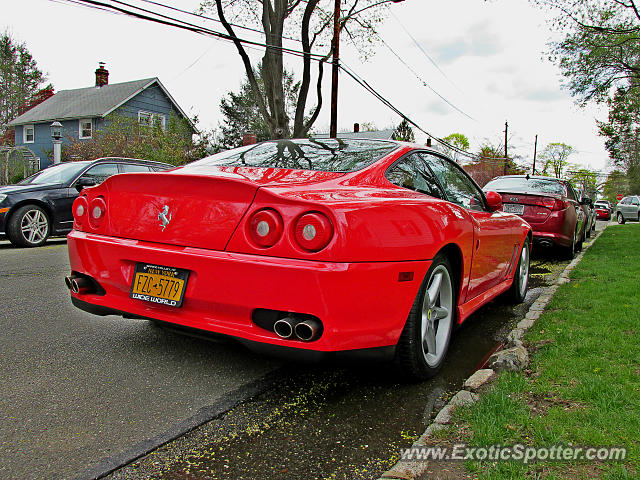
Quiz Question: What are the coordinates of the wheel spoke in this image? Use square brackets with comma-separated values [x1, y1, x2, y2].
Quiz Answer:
[423, 319, 437, 355]
[426, 272, 442, 307]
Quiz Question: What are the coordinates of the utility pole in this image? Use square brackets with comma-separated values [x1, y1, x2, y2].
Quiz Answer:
[533, 134, 538, 175]
[504, 121, 508, 175]
[330, 0, 341, 138]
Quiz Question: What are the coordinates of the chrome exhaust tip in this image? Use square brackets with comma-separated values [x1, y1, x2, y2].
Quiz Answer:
[70, 276, 94, 295]
[273, 317, 297, 339]
[64, 275, 73, 291]
[294, 319, 321, 342]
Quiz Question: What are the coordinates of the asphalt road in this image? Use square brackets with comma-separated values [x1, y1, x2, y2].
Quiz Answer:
[0, 239, 282, 480]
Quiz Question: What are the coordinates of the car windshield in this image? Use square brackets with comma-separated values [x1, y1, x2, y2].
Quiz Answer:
[19, 162, 89, 185]
[484, 177, 565, 195]
[186, 138, 398, 172]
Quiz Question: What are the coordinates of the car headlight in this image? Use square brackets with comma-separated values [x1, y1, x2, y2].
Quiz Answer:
[0, 194, 7, 204]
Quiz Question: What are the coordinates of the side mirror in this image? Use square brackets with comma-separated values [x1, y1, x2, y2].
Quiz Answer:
[485, 191, 503, 212]
[580, 197, 593, 206]
[75, 177, 96, 192]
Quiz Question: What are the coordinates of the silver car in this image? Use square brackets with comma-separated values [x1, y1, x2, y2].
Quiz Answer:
[615, 195, 640, 223]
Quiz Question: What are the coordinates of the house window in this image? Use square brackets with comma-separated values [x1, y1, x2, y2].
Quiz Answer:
[79, 119, 93, 139]
[138, 111, 166, 129]
[23, 125, 35, 143]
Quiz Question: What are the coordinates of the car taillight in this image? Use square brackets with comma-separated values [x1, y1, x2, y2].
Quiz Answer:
[553, 199, 567, 211]
[535, 198, 565, 211]
[247, 208, 284, 248]
[294, 212, 333, 252]
[72, 196, 88, 227]
[88, 197, 106, 229]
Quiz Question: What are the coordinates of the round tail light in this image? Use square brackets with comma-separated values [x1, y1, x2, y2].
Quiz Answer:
[88, 197, 107, 229]
[294, 212, 333, 252]
[247, 209, 283, 248]
[72, 196, 88, 227]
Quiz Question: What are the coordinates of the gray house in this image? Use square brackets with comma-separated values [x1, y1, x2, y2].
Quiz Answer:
[7, 64, 191, 168]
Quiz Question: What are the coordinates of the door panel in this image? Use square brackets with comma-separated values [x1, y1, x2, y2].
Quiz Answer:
[420, 152, 518, 300]
[466, 210, 518, 300]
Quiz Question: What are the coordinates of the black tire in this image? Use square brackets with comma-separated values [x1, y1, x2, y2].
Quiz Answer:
[395, 253, 457, 381]
[562, 227, 577, 260]
[504, 237, 530, 304]
[6, 204, 51, 247]
[617, 212, 625, 224]
[576, 229, 584, 252]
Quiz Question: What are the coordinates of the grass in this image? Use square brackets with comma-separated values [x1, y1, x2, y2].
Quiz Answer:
[453, 224, 640, 479]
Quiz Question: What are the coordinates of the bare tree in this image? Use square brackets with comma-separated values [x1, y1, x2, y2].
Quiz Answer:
[200, 0, 399, 139]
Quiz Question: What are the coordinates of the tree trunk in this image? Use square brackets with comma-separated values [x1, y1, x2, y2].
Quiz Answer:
[261, 0, 289, 138]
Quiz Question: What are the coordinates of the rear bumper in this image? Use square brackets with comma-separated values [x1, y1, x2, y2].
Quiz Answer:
[67, 230, 431, 352]
[524, 210, 572, 247]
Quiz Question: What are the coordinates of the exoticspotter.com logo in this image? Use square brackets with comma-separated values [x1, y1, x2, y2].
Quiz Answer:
[400, 444, 627, 464]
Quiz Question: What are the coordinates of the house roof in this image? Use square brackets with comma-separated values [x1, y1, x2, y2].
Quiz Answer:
[7, 78, 190, 127]
[313, 129, 395, 140]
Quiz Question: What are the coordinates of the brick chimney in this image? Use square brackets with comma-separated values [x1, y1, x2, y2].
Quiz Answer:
[353, 123, 360, 133]
[95, 62, 109, 87]
[243, 133, 258, 146]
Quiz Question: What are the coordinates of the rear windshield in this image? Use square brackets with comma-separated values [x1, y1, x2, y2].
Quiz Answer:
[186, 138, 398, 172]
[484, 177, 565, 195]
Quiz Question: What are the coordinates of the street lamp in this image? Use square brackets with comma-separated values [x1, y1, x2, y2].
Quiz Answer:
[50, 121, 63, 165]
[330, 0, 406, 138]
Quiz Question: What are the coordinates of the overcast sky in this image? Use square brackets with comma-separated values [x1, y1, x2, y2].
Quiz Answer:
[4, 0, 610, 171]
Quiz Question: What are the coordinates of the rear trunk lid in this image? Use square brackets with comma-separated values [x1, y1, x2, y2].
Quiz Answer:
[499, 192, 563, 224]
[102, 168, 344, 250]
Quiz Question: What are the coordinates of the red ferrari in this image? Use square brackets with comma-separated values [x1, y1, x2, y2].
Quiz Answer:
[66, 139, 531, 380]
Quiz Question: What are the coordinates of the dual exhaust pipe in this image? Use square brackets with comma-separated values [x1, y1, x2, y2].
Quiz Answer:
[64, 274, 96, 295]
[273, 316, 322, 342]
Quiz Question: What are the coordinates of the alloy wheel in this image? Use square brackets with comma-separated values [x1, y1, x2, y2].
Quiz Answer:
[20, 209, 49, 245]
[420, 265, 454, 367]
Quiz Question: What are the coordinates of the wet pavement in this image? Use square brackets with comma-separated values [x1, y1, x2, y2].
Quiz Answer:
[106, 226, 603, 480]
[0, 239, 282, 480]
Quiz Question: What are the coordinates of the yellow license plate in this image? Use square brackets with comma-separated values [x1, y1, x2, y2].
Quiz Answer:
[130, 263, 189, 307]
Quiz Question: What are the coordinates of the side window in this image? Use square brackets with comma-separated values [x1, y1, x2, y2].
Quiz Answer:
[120, 164, 151, 173]
[566, 184, 577, 201]
[421, 153, 485, 211]
[80, 163, 119, 184]
[621, 198, 629, 205]
[386, 153, 444, 198]
[633, 197, 640, 206]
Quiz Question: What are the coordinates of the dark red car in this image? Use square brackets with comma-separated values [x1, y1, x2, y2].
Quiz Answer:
[66, 139, 531, 380]
[594, 201, 611, 220]
[483, 175, 587, 258]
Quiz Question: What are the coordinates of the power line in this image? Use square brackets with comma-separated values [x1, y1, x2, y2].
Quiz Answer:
[375, 35, 476, 121]
[338, 61, 510, 162]
[59, 0, 522, 165]
[137, 0, 302, 43]
[390, 11, 462, 92]
[60, 0, 331, 62]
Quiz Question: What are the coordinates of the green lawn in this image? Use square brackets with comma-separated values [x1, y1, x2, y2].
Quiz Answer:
[451, 224, 640, 479]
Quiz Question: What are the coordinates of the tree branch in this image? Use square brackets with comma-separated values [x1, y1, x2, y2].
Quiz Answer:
[214, 0, 274, 132]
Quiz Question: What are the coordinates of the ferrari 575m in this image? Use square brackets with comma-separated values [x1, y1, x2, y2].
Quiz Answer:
[66, 139, 532, 380]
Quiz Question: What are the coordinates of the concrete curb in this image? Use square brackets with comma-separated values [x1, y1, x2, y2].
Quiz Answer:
[376, 225, 607, 480]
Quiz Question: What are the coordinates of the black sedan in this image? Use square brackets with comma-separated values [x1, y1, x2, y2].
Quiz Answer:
[0, 157, 172, 247]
